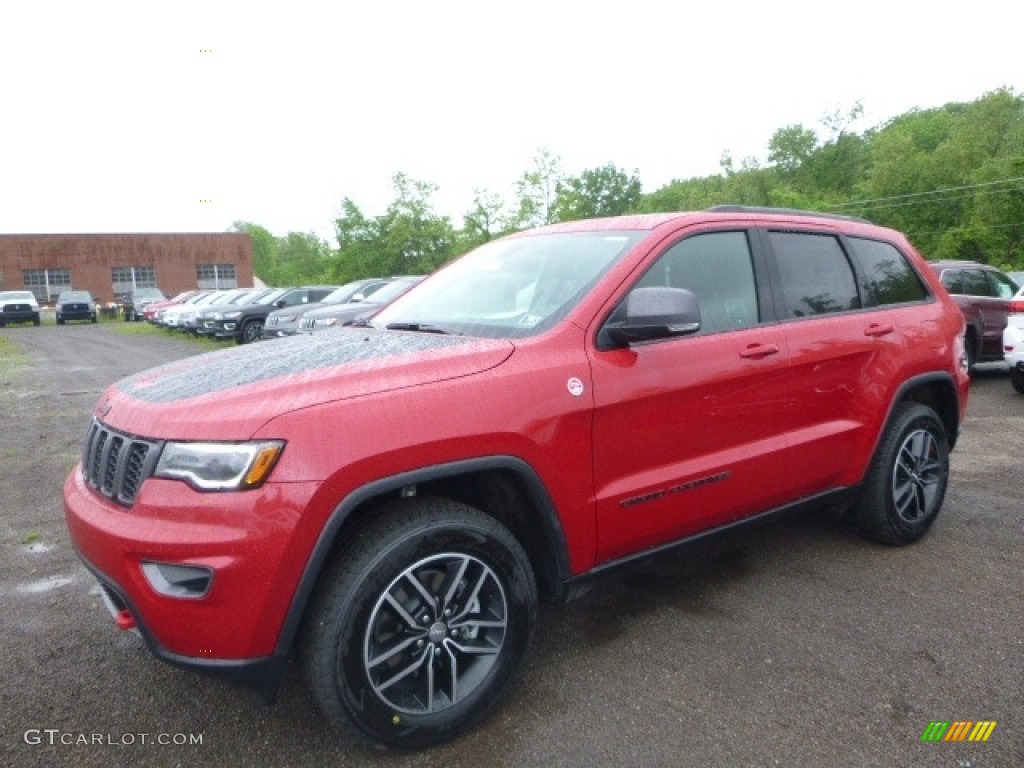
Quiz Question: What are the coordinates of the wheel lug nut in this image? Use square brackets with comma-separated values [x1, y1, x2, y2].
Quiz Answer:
[444, 608, 452, 618]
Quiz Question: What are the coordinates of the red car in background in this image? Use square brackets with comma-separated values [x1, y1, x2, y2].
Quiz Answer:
[142, 290, 205, 324]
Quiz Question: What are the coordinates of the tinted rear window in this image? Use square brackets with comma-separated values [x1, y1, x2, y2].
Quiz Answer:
[847, 238, 928, 305]
[769, 232, 860, 317]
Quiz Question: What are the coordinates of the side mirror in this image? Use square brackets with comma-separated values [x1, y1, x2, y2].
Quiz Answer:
[602, 286, 701, 348]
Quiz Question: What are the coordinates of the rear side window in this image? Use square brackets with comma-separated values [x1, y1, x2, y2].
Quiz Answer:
[847, 237, 929, 305]
[634, 230, 759, 334]
[769, 232, 860, 317]
[961, 270, 992, 296]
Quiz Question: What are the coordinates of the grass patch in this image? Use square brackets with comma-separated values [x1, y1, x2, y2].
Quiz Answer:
[22, 531, 41, 544]
[0, 336, 28, 376]
[107, 321, 227, 353]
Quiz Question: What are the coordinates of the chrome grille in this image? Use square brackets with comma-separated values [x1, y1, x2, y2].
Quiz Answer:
[300, 316, 314, 330]
[82, 420, 162, 506]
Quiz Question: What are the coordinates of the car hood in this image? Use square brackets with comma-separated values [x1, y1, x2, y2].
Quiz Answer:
[97, 328, 514, 439]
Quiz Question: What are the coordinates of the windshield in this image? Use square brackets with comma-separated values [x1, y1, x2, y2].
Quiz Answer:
[60, 292, 92, 301]
[253, 289, 288, 305]
[324, 280, 388, 305]
[366, 278, 421, 305]
[371, 231, 643, 338]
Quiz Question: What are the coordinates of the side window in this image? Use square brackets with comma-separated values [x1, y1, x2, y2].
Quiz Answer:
[634, 231, 759, 334]
[988, 271, 1017, 299]
[940, 270, 963, 293]
[769, 232, 860, 317]
[961, 270, 991, 297]
[847, 237, 929, 305]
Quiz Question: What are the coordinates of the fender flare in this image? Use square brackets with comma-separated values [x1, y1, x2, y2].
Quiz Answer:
[271, 455, 572, 660]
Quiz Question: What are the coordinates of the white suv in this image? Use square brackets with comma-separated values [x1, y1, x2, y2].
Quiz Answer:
[1003, 285, 1024, 393]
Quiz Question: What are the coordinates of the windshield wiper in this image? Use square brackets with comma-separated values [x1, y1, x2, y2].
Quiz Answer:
[384, 322, 450, 334]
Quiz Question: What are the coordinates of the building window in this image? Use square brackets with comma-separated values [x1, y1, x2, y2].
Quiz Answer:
[197, 263, 237, 289]
[111, 266, 158, 299]
[23, 268, 72, 303]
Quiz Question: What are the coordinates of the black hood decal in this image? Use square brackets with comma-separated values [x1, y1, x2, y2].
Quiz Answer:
[119, 329, 477, 403]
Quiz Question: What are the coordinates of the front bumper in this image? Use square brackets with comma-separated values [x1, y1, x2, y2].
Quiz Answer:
[63, 465, 322, 693]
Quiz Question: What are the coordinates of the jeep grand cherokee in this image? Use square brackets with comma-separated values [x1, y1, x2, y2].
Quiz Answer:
[64, 207, 970, 749]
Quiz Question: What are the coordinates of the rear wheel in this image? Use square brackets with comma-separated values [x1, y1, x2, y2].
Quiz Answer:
[303, 497, 537, 749]
[965, 332, 978, 372]
[1010, 367, 1024, 394]
[852, 402, 949, 545]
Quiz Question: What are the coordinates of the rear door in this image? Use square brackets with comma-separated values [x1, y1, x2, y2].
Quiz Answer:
[763, 229, 907, 495]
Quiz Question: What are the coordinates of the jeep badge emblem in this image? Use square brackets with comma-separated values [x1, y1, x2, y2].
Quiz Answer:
[567, 377, 584, 397]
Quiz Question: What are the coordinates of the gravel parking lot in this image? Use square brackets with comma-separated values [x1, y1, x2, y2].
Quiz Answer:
[1, 323, 1021, 768]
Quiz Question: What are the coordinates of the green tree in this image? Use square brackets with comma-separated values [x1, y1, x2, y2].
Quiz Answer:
[768, 125, 817, 174]
[275, 231, 332, 284]
[514, 148, 563, 228]
[551, 163, 643, 221]
[333, 174, 457, 280]
[231, 221, 278, 284]
[460, 188, 511, 249]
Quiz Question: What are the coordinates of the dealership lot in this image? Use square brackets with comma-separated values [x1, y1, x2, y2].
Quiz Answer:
[1, 324, 1021, 767]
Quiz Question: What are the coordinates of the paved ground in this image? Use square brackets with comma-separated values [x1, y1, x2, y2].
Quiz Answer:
[1, 323, 1021, 768]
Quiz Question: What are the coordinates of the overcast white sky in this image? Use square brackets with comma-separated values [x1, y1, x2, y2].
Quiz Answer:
[1, 0, 1020, 242]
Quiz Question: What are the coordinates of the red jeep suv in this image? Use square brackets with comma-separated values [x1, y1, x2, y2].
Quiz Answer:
[65, 207, 970, 748]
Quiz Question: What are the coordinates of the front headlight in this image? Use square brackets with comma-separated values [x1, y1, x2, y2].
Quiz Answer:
[154, 440, 285, 491]
[315, 317, 338, 328]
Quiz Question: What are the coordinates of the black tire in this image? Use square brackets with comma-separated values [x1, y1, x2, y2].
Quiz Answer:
[965, 332, 978, 373]
[852, 402, 949, 545]
[303, 497, 537, 749]
[1010, 367, 1024, 395]
[238, 320, 263, 344]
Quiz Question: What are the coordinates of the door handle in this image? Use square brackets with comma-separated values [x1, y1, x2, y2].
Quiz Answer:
[739, 343, 780, 359]
[864, 323, 895, 337]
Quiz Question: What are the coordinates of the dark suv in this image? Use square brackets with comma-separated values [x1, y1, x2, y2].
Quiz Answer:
[122, 288, 166, 322]
[65, 207, 970, 749]
[927, 260, 1019, 369]
[206, 286, 338, 343]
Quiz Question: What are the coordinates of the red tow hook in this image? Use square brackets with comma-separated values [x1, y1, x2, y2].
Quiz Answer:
[114, 608, 137, 631]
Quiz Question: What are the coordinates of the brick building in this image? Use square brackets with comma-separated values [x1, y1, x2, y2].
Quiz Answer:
[0, 233, 253, 305]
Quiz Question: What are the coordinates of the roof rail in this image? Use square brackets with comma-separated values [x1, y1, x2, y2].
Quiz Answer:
[705, 205, 872, 224]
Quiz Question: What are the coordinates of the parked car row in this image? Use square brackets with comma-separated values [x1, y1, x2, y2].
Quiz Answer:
[287, 276, 424, 337]
[145, 279, 423, 344]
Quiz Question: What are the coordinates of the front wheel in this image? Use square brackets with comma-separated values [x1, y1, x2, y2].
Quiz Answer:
[303, 497, 537, 749]
[852, 402, 949, 545]
[238, 320, 263, 344]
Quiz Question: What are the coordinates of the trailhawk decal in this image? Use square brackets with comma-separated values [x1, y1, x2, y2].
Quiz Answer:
[619, 471, 732, 508]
